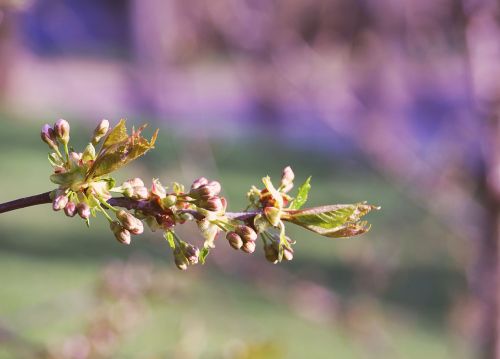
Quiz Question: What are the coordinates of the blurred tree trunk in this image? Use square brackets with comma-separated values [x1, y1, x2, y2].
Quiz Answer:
[464, 2, 500, 357]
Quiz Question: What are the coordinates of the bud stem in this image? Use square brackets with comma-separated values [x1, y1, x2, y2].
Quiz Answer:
[63, 142, 70, 164]
[97, 204, 114, 222]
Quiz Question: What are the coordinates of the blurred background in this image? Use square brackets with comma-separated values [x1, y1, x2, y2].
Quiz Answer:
[0, 0, 495, 358]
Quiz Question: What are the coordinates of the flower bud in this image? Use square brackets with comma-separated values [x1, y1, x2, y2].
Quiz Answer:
[132, 186, 149, 200]
[173, 249, 189, 270]
[220, 197, 227, 211]
[182, 243, 200, 265]
[190, 181, 221, 199]
[264, 244, 279, 263]
[280, 166, 294, 187]
[121, 183, 134, 197]
[283, 246, 294, 261]
[52, 194, 68, 211]
[77, 202, 91, 219]
[206, 181, 221, 195]
[116, 210, 143, 235]
[241, 240, 256, 254]
[191, 177, 208, 190]
[161, 195, 177, 208]
[69, 151, 82, 165]
[64, 201, 77, 217]
[54, 119, 70, 145]
[82, 143, 96, 162]
[92, 119, 109, 143]
[151, 179, 166, 199]
[190, 186, 210, 198]
[124, 178, 144, 188]
[226, 231, 243, 250]
[110, 221, 131, 245]
[200, 196, 224, 212]
[41, 124, 58, 150]
[235, 225, 258, 242]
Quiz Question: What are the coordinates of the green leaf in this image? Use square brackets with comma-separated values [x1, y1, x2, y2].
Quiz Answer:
[289, 176, 311, 210]
[50, 166, 86, 186]
[163, 231, 176, 249]
[87, 121, 158, 178]
[198, 247, 210, 264]
[101, 119, 128, 149]
[284, 203, 379, 238]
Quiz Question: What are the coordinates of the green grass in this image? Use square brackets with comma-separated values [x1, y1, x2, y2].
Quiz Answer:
[0, 116, 470, 358]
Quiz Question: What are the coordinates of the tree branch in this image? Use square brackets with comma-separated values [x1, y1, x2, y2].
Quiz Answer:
[0, 192, 52, 214]
[0, 191, 261, 222]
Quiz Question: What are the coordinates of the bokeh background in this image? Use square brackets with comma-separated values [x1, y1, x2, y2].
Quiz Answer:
[0, 0, 495, 358]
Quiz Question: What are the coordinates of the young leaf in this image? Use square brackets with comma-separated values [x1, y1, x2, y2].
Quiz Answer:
[198, 247, 210, 264]
[289, 176, 311, 210]
[283, 203, 379, 238]
[163, 231, 176, 249]
[101, 119, 128, 150]
[87, 121, 158, 178]
[50, 166, 87, 186]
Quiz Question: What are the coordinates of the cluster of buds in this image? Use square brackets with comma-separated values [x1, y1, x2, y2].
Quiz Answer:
[41, 119, 71, 151]
[44, 119, 113, 227]
[110, 210, 144, 245]
[226, 225, 258, 254]
[189, 178, 226, 213]
[52, 190, 91, 220]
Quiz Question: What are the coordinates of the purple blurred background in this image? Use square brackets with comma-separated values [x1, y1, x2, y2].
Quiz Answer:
[0, 1, 498, 358]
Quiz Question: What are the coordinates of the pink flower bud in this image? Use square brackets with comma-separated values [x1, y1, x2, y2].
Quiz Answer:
[116, 210, 143, 235]
[235, 225, 257, 242]
[64, 201, 77, 217]
[77, 203, 91, 219]
[69, 152, 82, 165]
[226, 231, 243, 250]
[206, 181, 221, 196]
[110, 221, 131, 245]
[123, 178, 144, 188]
[52, 195, 68, 211]
[191, 177, 208, 190]
[220, 197, 227, 211]
[182, 243, 199, 265]
[283, 246, 294, 261]
[200, 196, 224, 212]
[132, 186, 149, 200]
[54, 119, 70, 144]
[241, 240, 256, 254]
[280, 166, 294, 187]
[92, 119, 109, 143]
[41, 124, 58, 150]
[151, 179, 166, 199]
[190, 181, 221, 199]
